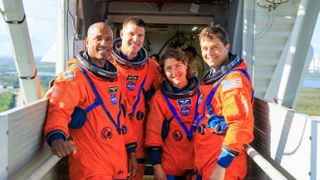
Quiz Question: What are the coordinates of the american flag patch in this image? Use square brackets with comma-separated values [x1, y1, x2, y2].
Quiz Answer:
[221, 78, 242, 92]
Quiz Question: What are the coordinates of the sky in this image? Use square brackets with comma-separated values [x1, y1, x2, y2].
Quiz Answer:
[0, 1, 319, 58]
[0, 0, 57, 57]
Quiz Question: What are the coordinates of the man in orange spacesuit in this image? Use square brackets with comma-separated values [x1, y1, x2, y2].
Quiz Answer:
[146, 49, 199, 179]
[111, 16, 162, 179]
[194, 26, 254, 180]
[44, 22, 137, 180]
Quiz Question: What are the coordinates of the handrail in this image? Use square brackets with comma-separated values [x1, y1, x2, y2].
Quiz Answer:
[27, 155, 61, 180]
[245, 145, 288, 180]
[27, 145, 289, 180]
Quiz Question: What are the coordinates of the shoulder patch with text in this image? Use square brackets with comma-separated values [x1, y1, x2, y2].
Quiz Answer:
[126, 74, 139, 82]
[108, 86, 119, 94]
[178, 98, 192, 107]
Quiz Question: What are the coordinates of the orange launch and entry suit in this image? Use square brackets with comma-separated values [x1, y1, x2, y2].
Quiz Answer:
[112, 39, 162, 179]
[145, 77, 200, 177]
[194, 55, 254, 179]
[44, 51, 136, 180]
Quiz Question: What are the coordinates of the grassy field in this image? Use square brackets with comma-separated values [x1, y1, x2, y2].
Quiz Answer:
[295, 87, 320, 116]
[0, 92, 15, 112]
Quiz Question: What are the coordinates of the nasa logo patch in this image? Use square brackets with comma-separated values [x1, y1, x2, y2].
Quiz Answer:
[63, 70, 75, 80]
[110, 94, 117, 105]
[181, 107, 190, 116]
[126, 82, 136, 91]
[101, 127, 113, 140]
[172, 130, 183, 141]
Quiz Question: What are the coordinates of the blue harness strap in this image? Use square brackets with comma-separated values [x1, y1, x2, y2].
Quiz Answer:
[162, 90, 200, 140]
[75, 64, 122, 133]
[128, 61, 149, 120]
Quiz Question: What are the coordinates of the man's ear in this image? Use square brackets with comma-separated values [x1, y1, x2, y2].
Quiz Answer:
[120, 29, 123, 38]
[225, 43, 230, 52]
[84, 37, 89, 49]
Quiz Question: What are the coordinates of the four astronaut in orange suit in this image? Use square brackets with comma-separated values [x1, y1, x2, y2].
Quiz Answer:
[145, 49, 199, 179]
[111, 17, 162, 180]
[44, 22, 137, 180]
[194, 26, 254, 180]
[44, 19, 254, 179]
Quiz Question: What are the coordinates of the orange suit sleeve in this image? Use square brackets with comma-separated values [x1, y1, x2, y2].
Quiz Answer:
[219, 71, 254, 153]
[44, 68, 84, 140]
[145, 93, 166, 148]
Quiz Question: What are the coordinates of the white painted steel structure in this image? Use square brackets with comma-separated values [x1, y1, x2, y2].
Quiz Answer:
[0, 0, 42, 104]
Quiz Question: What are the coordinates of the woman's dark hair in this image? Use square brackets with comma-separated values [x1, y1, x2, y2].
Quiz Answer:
[159, 48, 192, 79]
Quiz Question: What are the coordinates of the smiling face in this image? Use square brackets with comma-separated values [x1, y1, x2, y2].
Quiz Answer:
[164, 57, 188, 89]
[86, 23, 113, 66]
[198, 26, 230, 71]
[120, 22, 145, 59]
[200, 37, 230, 71]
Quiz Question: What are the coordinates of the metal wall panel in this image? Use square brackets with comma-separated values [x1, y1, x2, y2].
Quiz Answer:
[251, 98, 320, 179]
[4, 99, 51, 178]
[0, 112, 9, 179]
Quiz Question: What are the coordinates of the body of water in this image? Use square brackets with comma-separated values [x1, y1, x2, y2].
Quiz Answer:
[303, 77, 320, 89]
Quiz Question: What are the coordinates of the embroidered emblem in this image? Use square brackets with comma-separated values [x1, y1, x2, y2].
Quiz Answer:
[173, 130, 183, 141]
[126, 74, 139, 81]
[126, 82, 136, 91]
[181, 107, 190, 116]
[110, 94, 117, 105]
[221, 78, 242, 92]
[101, 127, 113, 140]
[178, 98, 192, 107]
[108, 86, 118, 94]
[136, 111, 145, 120]
[63, 70, 75, 80]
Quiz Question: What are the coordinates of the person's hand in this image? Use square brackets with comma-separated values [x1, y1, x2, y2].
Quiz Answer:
[153, 164, 167, 180]
[51, 139, 77, 158]
[128, 152, 137, 179]
[209, 164, 225, 180]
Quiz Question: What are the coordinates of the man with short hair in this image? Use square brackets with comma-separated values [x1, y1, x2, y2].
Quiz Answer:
[194, 25, 254, 180]
[111, 16, 162, 179]
[44, 22, 137, 179]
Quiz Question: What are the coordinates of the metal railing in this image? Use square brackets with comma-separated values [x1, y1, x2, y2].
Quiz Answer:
[27, 155, 61, 180]
[245, 145, 288, 180]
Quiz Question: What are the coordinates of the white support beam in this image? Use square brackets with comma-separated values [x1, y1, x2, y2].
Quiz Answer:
[278, 0, 320, 108]
[242, 0, 255, 77]
[56, 0, 69, 75]
[1, 0, 42, 104]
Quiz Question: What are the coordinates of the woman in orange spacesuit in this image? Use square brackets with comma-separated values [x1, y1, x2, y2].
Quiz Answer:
[145, 48, 200, 180]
